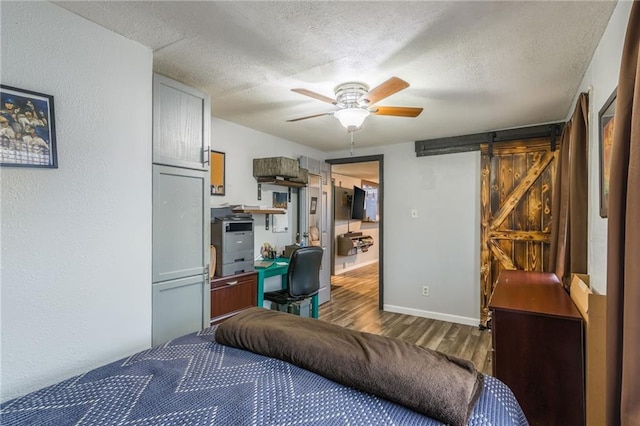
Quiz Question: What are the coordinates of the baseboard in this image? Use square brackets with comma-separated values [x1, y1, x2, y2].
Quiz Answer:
[334, 259, 379, 275]
[383, 304, 479, 327]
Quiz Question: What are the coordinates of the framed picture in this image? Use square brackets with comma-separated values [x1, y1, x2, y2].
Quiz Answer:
[599, 88, 616, 218]
[361, 179, 379, 222]
[210, 150, 225, 195]
[273, 192, 288, 209]
[1, 85, 57, 168]
[310, 196, 317, 214]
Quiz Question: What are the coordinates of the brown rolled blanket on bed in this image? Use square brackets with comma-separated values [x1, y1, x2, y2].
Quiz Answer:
[216, 307, 483, 426]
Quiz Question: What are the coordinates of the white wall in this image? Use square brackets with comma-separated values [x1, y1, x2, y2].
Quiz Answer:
[333, 172, 379, 273]
[0, 2, 153, 401]
[572, 0, 633, 294]
[328, 143, 481, 325]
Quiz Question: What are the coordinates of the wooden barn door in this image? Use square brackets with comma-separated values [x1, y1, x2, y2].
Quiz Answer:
[480, 138, 557, 327]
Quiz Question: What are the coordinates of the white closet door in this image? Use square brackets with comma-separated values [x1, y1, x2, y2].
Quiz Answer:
[153, 73, 210, 170]
[152, 165, 209, 283]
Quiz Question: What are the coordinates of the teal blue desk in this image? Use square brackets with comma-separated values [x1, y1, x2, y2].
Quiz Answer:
[255, 257, 319, 319]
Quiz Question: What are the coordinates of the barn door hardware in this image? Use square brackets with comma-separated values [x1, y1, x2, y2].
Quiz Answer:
[488, 132, 496, 158]
[415, 122, 565, 157]
[549, 124, 560, 152]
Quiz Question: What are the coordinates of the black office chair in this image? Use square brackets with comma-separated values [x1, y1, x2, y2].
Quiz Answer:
[264, 246, 323, 317]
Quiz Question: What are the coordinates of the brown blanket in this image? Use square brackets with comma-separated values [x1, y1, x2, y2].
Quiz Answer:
[216, 308, 483, 426]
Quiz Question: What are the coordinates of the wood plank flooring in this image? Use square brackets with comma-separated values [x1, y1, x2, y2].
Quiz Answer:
[319, 263, 493, 375]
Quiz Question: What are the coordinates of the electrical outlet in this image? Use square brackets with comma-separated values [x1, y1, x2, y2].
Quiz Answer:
[422, 286, 429, 297]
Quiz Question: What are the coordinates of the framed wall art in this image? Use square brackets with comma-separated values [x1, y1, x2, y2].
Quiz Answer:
[599, 88, 616, 218]
[361, 179, 379, 222]
[0, 85, 57, 168]
[310, 196, 317, 214]
[210, 150, 225, 195]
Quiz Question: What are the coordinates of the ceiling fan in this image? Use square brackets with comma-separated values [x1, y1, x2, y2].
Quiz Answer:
[287, 77, 423, 131]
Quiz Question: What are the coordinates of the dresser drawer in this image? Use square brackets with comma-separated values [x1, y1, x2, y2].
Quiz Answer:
[210, 271, 257, 323]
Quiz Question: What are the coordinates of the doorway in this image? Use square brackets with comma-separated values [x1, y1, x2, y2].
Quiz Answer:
[326, 155, 383, 310]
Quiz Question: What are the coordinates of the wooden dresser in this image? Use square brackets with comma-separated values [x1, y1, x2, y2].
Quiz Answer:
[210, 271, 257, 324]
[489, 271, 585, 426]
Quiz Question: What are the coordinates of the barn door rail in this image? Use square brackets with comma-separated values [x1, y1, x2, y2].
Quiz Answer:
[415, 122, 564, 157]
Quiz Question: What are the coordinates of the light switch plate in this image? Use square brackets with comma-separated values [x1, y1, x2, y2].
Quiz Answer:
[411, 209, 418, 219]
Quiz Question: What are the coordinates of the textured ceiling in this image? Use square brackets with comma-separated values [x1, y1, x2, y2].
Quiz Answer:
[55, 1, 616, 152]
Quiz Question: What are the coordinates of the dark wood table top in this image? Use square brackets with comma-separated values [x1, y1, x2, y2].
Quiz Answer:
[489, 270, 581, 320]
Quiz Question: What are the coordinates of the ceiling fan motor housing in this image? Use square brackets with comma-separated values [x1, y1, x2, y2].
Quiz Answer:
[334, 82, 369, 108]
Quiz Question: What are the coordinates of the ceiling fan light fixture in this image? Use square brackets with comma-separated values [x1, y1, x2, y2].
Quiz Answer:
[334, 107, 370, 129]
[288, 77, 418, 129]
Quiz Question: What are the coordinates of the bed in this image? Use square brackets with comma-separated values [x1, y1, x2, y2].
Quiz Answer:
[2, 312, 528, 425]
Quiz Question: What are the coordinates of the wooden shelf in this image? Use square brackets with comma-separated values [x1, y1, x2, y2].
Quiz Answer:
[233, 208, 285, 215]
[232, 207, 286, 230]
[256, 177, 305, 188]
[337, 234, 374, 256]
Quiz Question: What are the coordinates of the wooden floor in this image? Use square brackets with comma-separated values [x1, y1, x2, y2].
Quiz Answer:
[319, 262, 493, 375]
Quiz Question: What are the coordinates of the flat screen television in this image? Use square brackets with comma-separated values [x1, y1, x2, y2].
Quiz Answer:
[350, 185, 366, 220]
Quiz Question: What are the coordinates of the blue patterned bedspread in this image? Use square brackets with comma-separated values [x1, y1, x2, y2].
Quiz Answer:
[1, 327, 528, 425]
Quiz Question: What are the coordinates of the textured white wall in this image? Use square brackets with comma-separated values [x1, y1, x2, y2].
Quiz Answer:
[572, 0, 633, 294]
[1, 2, 153, 401]
[328, 143, 481, 325]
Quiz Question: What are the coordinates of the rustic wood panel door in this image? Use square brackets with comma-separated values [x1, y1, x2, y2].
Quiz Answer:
[480, 138, 557, 327]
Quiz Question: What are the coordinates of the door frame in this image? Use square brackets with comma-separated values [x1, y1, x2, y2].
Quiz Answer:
[298, 170, 332, 304]
[325, 155, 384, 310]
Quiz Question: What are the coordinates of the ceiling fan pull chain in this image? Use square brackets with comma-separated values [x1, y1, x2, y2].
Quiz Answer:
[350, 131, 355, 156]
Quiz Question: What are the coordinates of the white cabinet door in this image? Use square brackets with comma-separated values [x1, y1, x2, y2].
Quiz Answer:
[152, 165, 209, 283]
[153, 73, 210, 170]
[152, 274, 209, 346]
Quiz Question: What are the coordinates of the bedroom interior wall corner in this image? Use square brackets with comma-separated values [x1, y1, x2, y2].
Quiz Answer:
[573, 0, 634, 295]
[1, 2, 153, 401]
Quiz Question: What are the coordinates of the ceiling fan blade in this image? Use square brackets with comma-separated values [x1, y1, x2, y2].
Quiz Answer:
[291, 88, 337, 105]
[371, 106, 423, 117]
[359, 77, 409, 105]
[286, 112, 334, 122]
